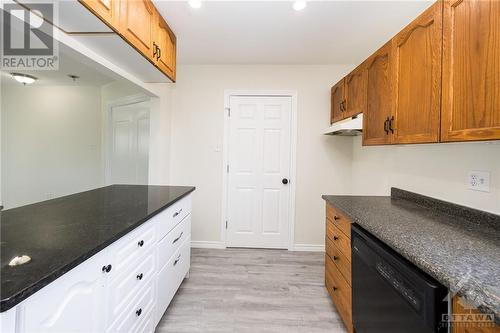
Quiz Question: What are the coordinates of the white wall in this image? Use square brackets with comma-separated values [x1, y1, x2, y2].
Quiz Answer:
[1, 85, 103, 209]
[351, 137, 500, 215]
[169, 64, 354, 246]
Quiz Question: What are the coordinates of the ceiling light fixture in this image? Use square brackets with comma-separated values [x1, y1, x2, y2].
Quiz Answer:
[188, 0, 202, 9]
[293, 0, 307, 11]
[10, 73, 37, 85]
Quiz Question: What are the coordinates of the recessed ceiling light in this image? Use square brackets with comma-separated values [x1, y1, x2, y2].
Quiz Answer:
[293, 0, 307, 11]
[10, 73, 37, 85]
[188, 0, 202, 9]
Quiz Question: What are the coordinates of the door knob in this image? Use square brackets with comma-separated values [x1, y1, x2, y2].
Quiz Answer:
[282, 178, 289, 185]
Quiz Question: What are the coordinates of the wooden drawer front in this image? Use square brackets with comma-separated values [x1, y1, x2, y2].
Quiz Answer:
[325, 255, 353, 333]
[112, 221, 156, 274]
[108, 249, 156, 320]
[452, 297, 499, 333]
[106, 280, 156, 333]
[157, 196, 192, 241]
[326, 204, 352, 238]
[327, 238, 351, 286]
[158, 214, 191, 272]
[156, 236, 191, 325]
[327, 220, 351, 262]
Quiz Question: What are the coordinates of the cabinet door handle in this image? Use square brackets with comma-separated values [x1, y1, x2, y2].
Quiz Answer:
[138, 240, 144, 247]
[333, 256, 339, 261]
[136, 308, 142, 317]
[157, 47, 161, 60]
[136, 273, 143, 280]
[384, 117, 389, 134]
[342, 100, 346, 112]
[338, 102, 343, 112]
[333, 236, 339, 241]
[173, 254, 181, 266]
[389, 116, 394, 134]
[172, 232, 184, 244]
[333, 215, 340, 221]
[332, 286, 338, 292]
[102, 264, 112, 273]
[173, 208, 183, 218]
[153, 42, 158, 57]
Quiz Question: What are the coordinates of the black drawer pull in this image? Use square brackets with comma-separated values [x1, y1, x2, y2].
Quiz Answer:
[136, 273, 143, 280]
[333, 216, 340, 221]
[138, 240, 144, 247]
[173, 254, 181, 266]
[172, 232, 184, 244]
[333, 256, 339, 261]
[173, 208, 183, 218]
[333, 236, 339, 241]
[332, 286, 338, 292]
[102, 264, 112, 273]
[136, 308, 142, 317]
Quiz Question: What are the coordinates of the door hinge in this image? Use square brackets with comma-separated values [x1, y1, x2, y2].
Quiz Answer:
[225, 220, 228, 229]
[226, 107, 231, 117]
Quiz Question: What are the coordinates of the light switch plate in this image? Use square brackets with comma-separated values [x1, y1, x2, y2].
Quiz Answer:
[467, 171, 490, 192]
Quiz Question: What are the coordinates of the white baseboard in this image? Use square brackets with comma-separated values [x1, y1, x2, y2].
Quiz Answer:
[292, 244, 325, 252]
[191, 241, 226, 249]
[191, 241, 324, 252]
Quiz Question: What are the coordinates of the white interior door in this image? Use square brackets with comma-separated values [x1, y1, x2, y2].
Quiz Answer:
[227, 96, 292, 249]
[109, 102, 150, 185]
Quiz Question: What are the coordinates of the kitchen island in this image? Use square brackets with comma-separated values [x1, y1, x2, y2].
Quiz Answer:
[1, 184, 195, 332]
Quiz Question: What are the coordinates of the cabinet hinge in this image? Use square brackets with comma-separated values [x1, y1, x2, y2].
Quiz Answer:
[225, 220, 228, 229]
[226, 164, 229, 173]
[226, 107, 231, 117]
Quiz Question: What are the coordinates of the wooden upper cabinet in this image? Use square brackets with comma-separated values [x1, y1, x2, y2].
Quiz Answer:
[79, 0, 119, 28]
[331, 80, 345, 124]
[154, 12, 176, 81]
[363, 42, 393, 146]
[441, 0, 500, 142]
[119, 0, 155, 59]
[392, 2, 442, 144]
[344, 63, 367, 118]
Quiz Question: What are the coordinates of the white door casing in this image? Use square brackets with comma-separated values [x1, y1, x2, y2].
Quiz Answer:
[227, 95, 293, 249]
[108, 102, 150, 185]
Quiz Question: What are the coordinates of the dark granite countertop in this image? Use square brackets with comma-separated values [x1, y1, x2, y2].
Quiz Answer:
[323, 188, 500, 323]
[0, 185, 195, 312]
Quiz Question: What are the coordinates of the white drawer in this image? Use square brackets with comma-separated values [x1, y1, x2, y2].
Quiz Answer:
[156, 236, 191, 325]
[133, 307, 154, 333]
[110, 221, 156, 275]
[107, 248, 156, 320]
[158, 215, 191, 272]
[156, 196, 192, 240]
[106, 281, 155, 333]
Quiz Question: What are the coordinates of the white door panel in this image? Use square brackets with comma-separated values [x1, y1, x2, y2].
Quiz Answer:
[109, 102, 150, 185]
[227, 96, 292, 249]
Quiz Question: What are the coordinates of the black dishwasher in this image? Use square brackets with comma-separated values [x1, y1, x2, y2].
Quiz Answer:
[351, 224, 448, 333]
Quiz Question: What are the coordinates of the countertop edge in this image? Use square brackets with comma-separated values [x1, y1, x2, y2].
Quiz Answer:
[0, 186, 196, 313]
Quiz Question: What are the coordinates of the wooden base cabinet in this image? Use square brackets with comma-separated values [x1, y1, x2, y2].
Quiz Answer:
[452, 297, 500, 333]
[0, 195, 192, 333]
[325, 203, 354, 333]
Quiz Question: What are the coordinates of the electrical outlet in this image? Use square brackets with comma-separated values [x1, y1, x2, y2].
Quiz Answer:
[467, 171, 490, 192]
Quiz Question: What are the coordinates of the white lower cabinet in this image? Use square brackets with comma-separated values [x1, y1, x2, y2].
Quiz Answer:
[2, 195, 192, 333]
[21, 251, 108, 333]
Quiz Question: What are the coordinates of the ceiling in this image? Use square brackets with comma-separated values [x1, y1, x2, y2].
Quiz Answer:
[154, 0, 434, 65]
[1, 42, 118, 87]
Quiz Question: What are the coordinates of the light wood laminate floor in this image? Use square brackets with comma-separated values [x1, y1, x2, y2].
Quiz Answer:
[156, 248, 348, 333]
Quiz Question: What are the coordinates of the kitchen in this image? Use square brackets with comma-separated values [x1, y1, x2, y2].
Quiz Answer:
[0, 0, 499, 333]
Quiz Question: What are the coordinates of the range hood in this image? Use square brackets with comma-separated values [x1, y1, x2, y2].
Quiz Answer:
[323, 113, 363, 136]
